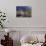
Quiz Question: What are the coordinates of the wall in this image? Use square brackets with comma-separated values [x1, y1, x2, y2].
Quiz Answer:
[0, 0, 46, 27]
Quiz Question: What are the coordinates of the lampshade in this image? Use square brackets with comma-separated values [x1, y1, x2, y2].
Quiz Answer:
[5, 29, 10, 33]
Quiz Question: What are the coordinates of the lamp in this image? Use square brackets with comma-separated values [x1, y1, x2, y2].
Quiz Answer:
[5, 29, 10, 37]
[5, 29, 9, 33]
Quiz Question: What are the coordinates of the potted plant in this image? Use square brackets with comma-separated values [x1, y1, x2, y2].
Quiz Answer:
[0, 10, 6, 28]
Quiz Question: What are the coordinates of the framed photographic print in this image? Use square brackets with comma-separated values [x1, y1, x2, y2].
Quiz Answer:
[16, 6, 32, 17]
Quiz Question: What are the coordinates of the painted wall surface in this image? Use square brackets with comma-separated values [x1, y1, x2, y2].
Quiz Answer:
[0, 0, 46, 27]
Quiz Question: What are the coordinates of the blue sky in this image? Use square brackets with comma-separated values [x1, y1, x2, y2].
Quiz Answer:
[16, 6, 32, 11]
